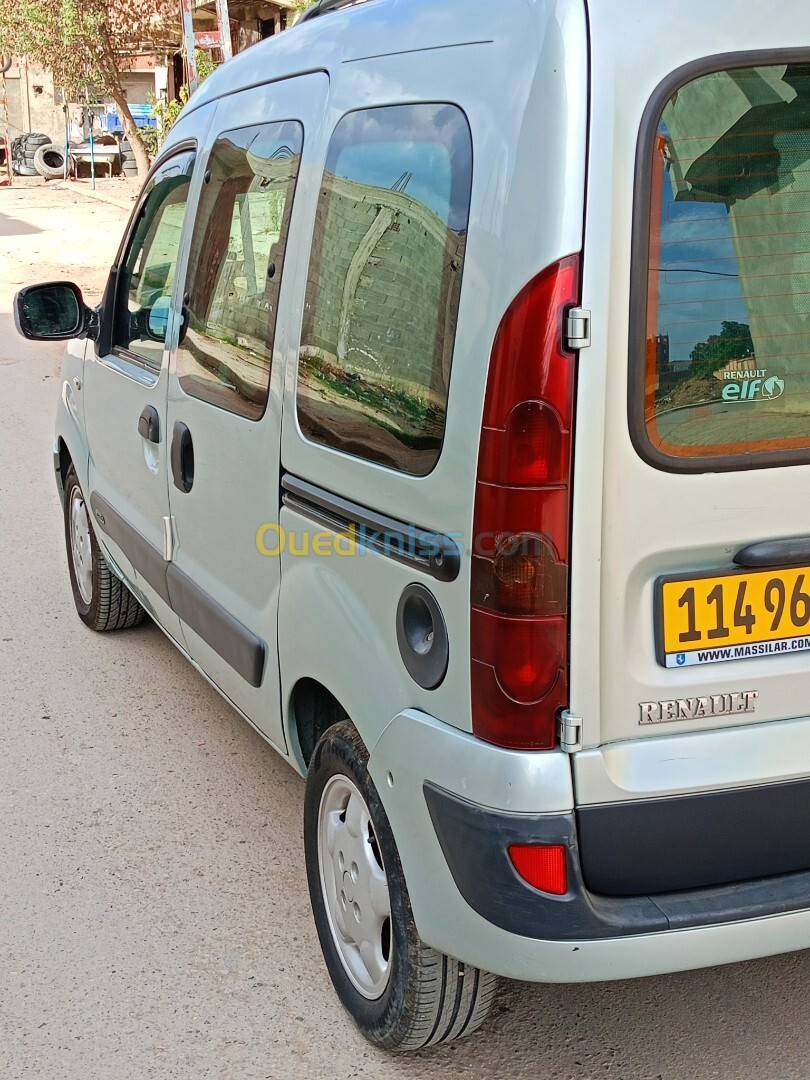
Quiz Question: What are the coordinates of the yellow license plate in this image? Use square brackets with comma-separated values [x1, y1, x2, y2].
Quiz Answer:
[656, 565, 810, 667]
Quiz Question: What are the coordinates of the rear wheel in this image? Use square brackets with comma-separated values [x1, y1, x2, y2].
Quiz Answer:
[304, 721, 498, 1050]
[64, 467, 146, 631]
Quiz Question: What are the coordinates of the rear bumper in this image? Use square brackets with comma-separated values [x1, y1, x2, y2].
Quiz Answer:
[369, 710, 810, 982]
[425, 780, 810, 939]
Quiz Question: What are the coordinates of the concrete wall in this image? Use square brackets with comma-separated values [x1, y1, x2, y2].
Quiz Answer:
[3, 61, 64, 143]
[120, 72, 157, 107]
[302, 173, 465, 399]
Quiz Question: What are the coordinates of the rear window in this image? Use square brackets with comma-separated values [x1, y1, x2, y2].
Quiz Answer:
[635, 61, 810, 469]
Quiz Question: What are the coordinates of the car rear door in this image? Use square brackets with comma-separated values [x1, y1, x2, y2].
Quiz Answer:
[570, 2, 810, 780]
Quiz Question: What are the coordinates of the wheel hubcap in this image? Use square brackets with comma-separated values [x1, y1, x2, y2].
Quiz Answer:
[317, 774, 392, 999]
[69, 488, 93, 605]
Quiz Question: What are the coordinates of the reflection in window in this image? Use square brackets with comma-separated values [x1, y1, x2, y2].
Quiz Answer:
[644, 63, 810, 461]
[297, 104, 473, 475]
[178, 121, 303, 419]
[115, 152, 195, 367]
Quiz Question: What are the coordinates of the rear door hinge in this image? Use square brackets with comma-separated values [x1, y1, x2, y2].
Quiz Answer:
[558, 710, 583, 753]
[566, 308, 591, 351]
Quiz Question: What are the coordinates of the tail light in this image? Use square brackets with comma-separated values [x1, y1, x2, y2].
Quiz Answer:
[471, 255, 581, 750]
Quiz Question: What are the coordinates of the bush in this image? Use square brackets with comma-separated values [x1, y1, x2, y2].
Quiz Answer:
[142, 49, 219, 158]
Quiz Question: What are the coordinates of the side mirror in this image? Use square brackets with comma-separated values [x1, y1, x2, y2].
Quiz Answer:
[146, 295, 172, 342]
[14, 281, 97, 341]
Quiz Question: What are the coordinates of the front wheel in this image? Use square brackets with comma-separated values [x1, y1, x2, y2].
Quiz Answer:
[64, 466, 146, 631]
[304, 721, 498, 1051]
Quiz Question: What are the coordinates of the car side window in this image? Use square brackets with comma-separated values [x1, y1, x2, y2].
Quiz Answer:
[297, 103, 473, 476]
[177, 121, 304, 420]
[114, 151, 196, 368]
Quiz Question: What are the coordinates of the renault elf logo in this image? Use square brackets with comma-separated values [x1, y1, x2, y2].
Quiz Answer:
[722, 371, 785, 402]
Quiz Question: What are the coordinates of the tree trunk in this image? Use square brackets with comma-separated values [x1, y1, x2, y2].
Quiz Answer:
[104, 75, 152, 179]
[99, 35, 152, 180]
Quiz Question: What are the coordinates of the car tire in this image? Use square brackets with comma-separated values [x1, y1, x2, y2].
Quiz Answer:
[304, 720, 498, 1051]
[13, 162, 37, 176]
[33, 143, 67, 179]
[63, 467, 146, 631]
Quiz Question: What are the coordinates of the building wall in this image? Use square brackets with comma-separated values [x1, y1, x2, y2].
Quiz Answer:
[3, 61, 64, 143]
[120, 72, 157, 106]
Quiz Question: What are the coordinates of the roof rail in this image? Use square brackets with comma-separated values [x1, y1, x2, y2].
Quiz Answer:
[298, 0, 373, 24]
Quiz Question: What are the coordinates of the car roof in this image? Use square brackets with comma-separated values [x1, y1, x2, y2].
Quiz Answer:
[183, 0, 540, 115]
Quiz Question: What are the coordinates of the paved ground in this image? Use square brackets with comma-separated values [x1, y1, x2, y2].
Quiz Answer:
[2, 182, 810, 1080]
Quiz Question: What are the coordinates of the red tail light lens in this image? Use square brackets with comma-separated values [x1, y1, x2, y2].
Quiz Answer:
[471, 256, 580, 750]
[509, 844, 568, 895]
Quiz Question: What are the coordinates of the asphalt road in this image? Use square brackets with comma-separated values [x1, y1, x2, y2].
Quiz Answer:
[2, 184, 809, 1080]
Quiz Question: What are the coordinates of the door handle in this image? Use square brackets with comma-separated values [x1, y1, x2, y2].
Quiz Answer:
[171, 422, 194, 493]
[138, 405, 160, 443]
[735, 537, 810, 568]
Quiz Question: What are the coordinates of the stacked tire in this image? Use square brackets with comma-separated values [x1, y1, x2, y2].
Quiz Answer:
[11, 132, 49, 176]
[120, 139, 138, 178]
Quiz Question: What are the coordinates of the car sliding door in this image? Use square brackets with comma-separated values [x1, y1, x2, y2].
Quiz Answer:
[165, 75, 328, 750]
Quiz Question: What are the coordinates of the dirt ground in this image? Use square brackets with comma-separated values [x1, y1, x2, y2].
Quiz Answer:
[0, 176, 138, 312]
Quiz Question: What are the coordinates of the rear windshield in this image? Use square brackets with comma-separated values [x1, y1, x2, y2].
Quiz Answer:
[638, 62, 810, 468]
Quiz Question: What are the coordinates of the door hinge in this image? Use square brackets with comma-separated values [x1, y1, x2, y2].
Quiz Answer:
[558, 710, 583, 754]
[163, 515, 175, 563]
[566, 308, 591, 351]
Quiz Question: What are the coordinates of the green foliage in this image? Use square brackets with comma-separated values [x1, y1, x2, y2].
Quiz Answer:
[690, 320, 755, 378]
[141, 85, 188, 157]
[141, 51, 218, 157]
[0, 0, 177, 98]
[196, 48, 218, 83]
[0, 0, 178, 174]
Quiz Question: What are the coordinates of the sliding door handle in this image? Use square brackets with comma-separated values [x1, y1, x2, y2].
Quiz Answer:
[171, 422, 194, 493]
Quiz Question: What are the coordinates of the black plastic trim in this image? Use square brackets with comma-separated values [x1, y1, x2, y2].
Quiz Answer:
[577, 777, 810, 896]
[166, 564, 265, 687]
[425, 781, 810, 940]
[628, 48, 810, 475]
[735, 537, 810, 568]
[88, 492, 265, 687]
[281, 474, 460, 582]
[89, 492, 171, 604]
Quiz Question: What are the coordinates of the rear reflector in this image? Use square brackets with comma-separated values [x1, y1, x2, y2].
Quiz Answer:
[509, 843, 568, 895]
